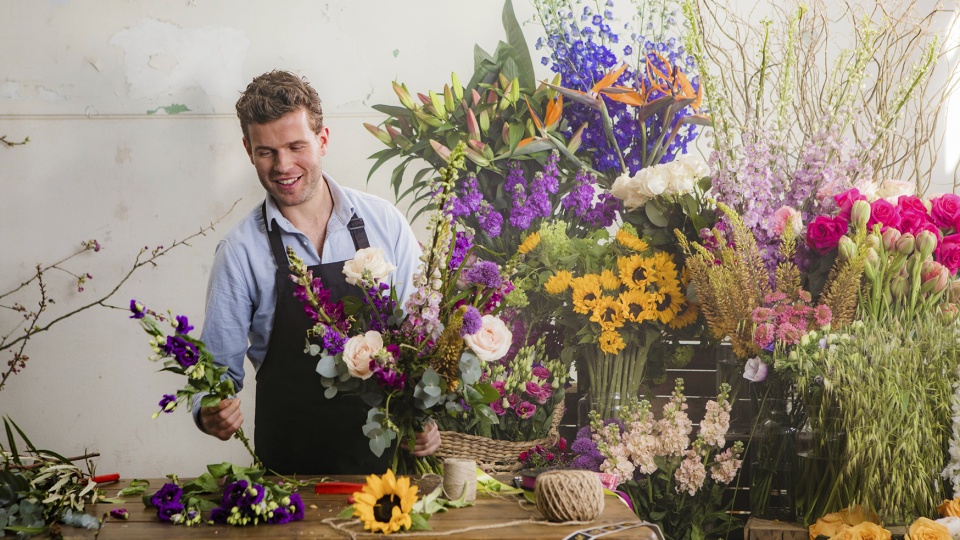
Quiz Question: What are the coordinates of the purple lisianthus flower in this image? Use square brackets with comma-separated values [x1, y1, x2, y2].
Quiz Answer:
[287, 493, 305, 521]
[109, 508, 129, 520]
[532, 365, 551, 380]
[150, 483, 182, 508]
[463, 260, 502, 290]
[174, 315, 194, 335]
[221, 480, 249, 507]
[460, 306, 482, 336]
[268, 507, 293, 524]
[209, 506, 230, 524]
[516, 401, 537, 419]
[129, 299, 145, 319]
[157, 394, 177, 414]
[156, 502, 185, 522]
[163, 335, 199, 368]
[491, 380, 506, 396]
[238, 483, 265, 508]
[524, 381, 542, 398]
[490, 399, 506, 416]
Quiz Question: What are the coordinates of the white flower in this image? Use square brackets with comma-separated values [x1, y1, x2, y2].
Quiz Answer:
[342, 247, 395, 286]
[463, 315, 512, 362]
[667, 155, 705, 194]
[877, 179, 916, 204]
[939, 517, 960, 540]
[743, 357, 769, 383]
[341, 331, 382, 379]
[611, 173, 649, 210]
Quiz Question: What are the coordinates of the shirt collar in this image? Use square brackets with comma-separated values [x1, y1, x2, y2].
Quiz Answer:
[263, 172, 356, 233]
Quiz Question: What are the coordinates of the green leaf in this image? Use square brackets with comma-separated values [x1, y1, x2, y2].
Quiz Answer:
[199, 394, 221, 409]
[206, 463, 230, 478]
[366, 148, 401, 185]
[337, 505, 355, 519]
[502, 0, 534, 91]
[473, 383, 501, 404]
[117, 479, 151, 498]
[409, 512, 432, 531]
[645, 202, 669, 228]
[3, 418, 20, 466]
[507, 122, 524, 156]
[370, 104, 412, 118]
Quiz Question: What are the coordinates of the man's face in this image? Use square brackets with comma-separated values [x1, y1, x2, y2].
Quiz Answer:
[243, 108, 328, 209]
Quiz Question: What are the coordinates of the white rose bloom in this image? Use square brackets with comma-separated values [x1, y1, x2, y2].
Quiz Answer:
[341, 330, 383, 379]
[342, 247, 396, 286]
[639, 167, 667, 199]
[463, 315, 513, 362]
[877, 179, 916, 204]
[611, 173, 650, 210]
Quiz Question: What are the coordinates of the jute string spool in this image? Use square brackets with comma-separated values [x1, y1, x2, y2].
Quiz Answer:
[534, 470, 604, 522]
[442, 458, 477, 502]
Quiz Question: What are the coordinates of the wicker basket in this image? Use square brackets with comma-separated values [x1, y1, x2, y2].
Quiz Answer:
[435, 403, 565, 473]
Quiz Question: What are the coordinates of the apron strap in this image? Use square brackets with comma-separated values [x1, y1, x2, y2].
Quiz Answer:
[348, 215, 370, 250]
[262, 202, 370, 265]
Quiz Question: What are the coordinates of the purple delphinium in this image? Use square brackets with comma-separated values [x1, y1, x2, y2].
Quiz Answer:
[460, 306, 482, 336]
[463, 261, 502, 290]
[174, 315, 194, 335]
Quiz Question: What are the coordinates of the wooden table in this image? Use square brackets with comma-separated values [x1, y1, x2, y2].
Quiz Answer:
[67, 477, 657, 539]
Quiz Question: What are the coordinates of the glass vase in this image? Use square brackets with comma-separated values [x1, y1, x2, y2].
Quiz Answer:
[793, 404, 847, 526]
[715, 342, 751, 436]
[749, 394, 797, 521]
[579, 329, 658, 422]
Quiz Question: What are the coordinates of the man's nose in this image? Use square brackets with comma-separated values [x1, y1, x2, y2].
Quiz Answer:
[274, 150, 294, 173]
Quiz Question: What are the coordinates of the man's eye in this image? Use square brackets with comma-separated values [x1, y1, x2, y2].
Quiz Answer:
[257, 151, 272, 158]
[291, 145, 305, 152]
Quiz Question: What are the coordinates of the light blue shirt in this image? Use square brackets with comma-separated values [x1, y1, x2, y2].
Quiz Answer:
[199, 173, 423, 398]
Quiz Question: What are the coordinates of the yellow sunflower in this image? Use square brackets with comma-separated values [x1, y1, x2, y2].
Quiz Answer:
[651, 281, 685, 324]
[598, 269, 621, 291]
[616, 228, 649, 252]
[599, 330, 626, 355]
[352, 469, 419, 534]
[590, 296, 626, 331]
[544, 270, 573, 294]
[680, 265, 691, 287]
[571, 275, 603, 314]
[667, 301, 699, 329]
[518, 232, 541, 254]
[650, 251, 681, 285]
[618, 289, 655, 323]
[617, 255, 657, 290]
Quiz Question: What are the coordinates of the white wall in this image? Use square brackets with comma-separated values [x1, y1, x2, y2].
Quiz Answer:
[0, 0, 957, 479]
[0, 0, 542, 477]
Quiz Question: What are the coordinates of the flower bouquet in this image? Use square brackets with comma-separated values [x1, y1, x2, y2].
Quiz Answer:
[570, 380, 744, 540]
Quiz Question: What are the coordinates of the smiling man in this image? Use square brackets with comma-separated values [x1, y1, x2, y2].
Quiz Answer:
[194, 70, 440, 475]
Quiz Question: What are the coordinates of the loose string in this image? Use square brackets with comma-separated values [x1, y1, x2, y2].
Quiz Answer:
[320, 517, 601, 539]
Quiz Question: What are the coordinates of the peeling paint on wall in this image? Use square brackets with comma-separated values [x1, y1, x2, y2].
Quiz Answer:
[0, 82, 21, 99]
[147, 104, 191, 115]
[109, 18, 250, 100]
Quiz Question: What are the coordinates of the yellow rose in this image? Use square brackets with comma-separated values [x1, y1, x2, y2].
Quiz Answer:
[939, 499, 960, 518]
[811, 514, 850, 540]
[845, 522, 891, 540]
[838, 506, 880, 527]
[908, 517, 952, 540]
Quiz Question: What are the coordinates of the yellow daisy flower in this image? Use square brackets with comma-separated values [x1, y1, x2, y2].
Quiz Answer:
[518, 232, 541, 254]
[617, 255, 657, 290]
[616, 228, 649, 252]
[590, 295, 626, 331]
[652, 282, 685, 324]
[668, 301, 699, 329]
[599, 330, 626, 355]
[618, 289, 655, 323]
[352, 469, 419, 534]
[571, 275, 603, 314]
[544, 270, 574, 294]
[598, 269, 621, 291]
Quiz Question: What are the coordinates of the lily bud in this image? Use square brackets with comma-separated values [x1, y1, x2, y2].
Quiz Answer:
[443, 85, 455, 114]
[428, 90, 446, 117]
[882, 228, 901, 252]
[466, 108, 480, 139]
[450, 72, 464, 101]
[392, 81, 416, 110]
[921, 260, 950, 295]
[464, 147, 490, 167]
[472, 88, 482, 107]
[502, 123, 511, 144]
[895, 233, 915, 255]
[916, 230, 938, 259]
[851, 200, 871, 230]
[429, 140, 452, 163]
[837, 236, 857, 262]
[363, 123, 393, 146]
[417, 92, 432, 106]
[890, 275, 909, 299]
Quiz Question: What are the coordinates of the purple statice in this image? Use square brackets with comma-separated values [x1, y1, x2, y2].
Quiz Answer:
[174, 315, 194, 335]
[463, 260, 502, 290]
[163, 336, 199, 368]
[449, 230, 474, 270]
[129, 299, 146, 319]
[460, 305, 482, 336]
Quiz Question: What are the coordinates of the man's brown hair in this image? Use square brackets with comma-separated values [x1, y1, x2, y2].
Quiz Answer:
[235, 70, 324, 141]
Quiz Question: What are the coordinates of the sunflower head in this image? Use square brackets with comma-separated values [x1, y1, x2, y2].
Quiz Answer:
[652, 281, 686, 324]
[617, 255, 657, 290]
[618, 289, 655, 323]
[353, 469, 419, 534]
[598, 269, 621, 291]
[518, 232, 541, 254]
[590, 296, 626, 331]
[668, 301, 699, 329]
[571, 275, 603, 314]
[544, 270, 574, 294]
[616, 228, 649, 252]
[599, 330, 626, 355]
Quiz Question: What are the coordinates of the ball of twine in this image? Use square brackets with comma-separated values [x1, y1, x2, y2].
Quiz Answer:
[442, 458, 477, 502]
[534, 470, 604, 522]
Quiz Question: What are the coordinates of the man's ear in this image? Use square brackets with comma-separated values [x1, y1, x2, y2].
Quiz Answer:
[317, 126, 330, 157]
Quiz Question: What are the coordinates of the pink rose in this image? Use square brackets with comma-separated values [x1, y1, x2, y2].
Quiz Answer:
[898, 195, 928, 216]
[931, 194, 960, 230]
[866, 199, 900, 232]
[898, 209, 932, 236]
[937, 234, 960, 276]
[463, 315, 513, 362]
[771, 206, 802, 237]
[833, 188, 866, 220]
[806, 215, 849, 254]
[342, 331, 382, 379]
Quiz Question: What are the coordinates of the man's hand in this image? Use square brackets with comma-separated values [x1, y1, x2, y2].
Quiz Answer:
[200, 398, 244, 441]
[412, 420, 441, 457]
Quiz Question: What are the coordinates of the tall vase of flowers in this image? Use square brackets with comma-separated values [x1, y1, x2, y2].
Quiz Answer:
[580, 328, 660, 421]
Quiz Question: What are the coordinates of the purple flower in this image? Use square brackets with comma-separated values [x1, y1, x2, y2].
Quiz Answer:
[491, 381, 506, 396]
[109, 508, 129, 520]
[463, 261, 502, 290]
[150, 483, 182, 508]
[516, 401, 537, 419]
[460, 306, 482, 336]
[156, 502, 185, 522]
[287, 493, 305, 521]
[157, 394, 177, 414]
[490, 400, 506, 416]
[374, 366, 407, 392]
[221, 480, 249, 507]
[268, 507, 293, 524]
[174, 315, 193, 335]
[449, 230, 474, 270]
[532, 365, 551, 380]
[209, 506, 229, 524]
[238, 483, 265, 508]
[163, 335, 199, 368]
[129, 299, 145, 319]
[524, 381, 542, 398]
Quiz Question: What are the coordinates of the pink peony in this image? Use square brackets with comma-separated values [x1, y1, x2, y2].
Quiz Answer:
[806, 216, 849, 254]
[931, 194, 960, 230]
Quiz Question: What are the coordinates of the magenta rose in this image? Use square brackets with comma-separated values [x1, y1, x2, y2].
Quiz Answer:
[806, 215, 849, 254]
[833, 188, 866, 220]
[898, 209, 932, 236]
[897, 195, 929, 216]
[866, 199, 901, 232]
[936, 234, 960, 275]
[931, 193, 960, 230]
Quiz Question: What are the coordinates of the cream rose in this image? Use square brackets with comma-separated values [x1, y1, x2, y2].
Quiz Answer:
[909, 518, 952, 540]
[463, 315, 512, 362]
[342, 247, 396, 286]
[342, 330, 382, 379]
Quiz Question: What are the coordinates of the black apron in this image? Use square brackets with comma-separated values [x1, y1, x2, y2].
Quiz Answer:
[254, 204, 392, 475]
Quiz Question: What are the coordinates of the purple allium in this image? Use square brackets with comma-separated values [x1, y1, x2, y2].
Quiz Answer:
[174, 315, 193, 335]
[163, 335, 199, 368]
[463, 261, 502, 290]
[150, 483, 182, 508]
[460, 306, 482, 336]
[129, 299, 145, 319]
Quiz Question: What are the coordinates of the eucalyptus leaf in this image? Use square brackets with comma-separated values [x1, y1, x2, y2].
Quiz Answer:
[316, 354, 338, 378]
